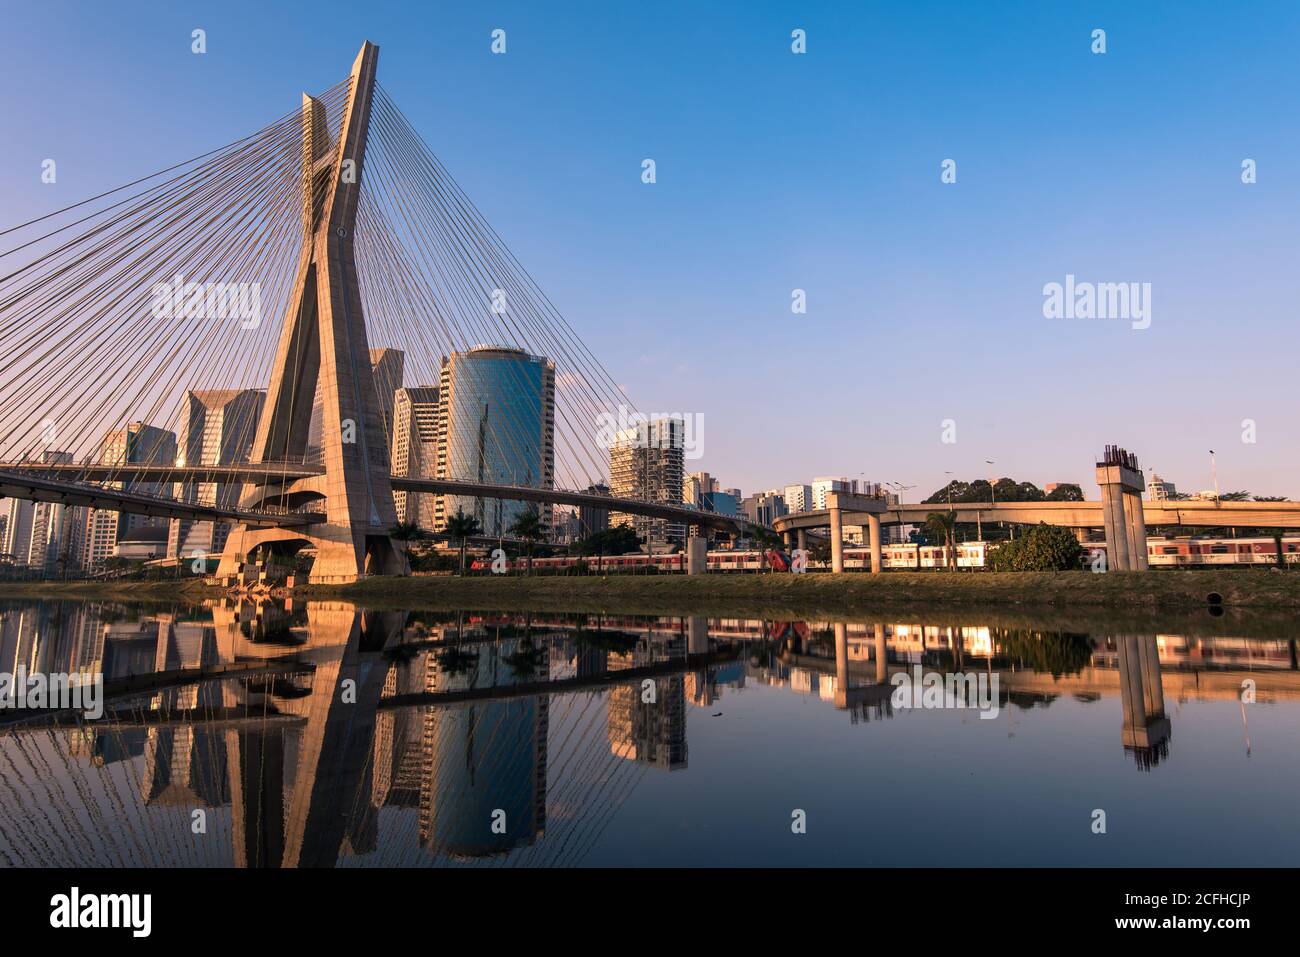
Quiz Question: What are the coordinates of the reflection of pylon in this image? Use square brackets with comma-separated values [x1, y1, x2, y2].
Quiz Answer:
[218, 42, 405, 583]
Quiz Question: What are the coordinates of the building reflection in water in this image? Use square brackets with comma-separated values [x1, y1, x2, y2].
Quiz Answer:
[0, 599, 1294, 866]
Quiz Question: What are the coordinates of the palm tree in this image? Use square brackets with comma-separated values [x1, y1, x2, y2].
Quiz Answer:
[747, 524, 777, 573]
[388, 520, 426, 568]
[507, 510, 546, 575]
[444, 509, 481, 575]
[925, 512, 958, 571]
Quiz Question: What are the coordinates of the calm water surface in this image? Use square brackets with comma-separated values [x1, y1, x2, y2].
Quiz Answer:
[0, 598, 1296, 867]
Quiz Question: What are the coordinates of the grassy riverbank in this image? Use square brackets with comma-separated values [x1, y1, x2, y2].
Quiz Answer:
[0, 579, 215, 601]
[293, 569, 1300, 617]
[3, 570, 1298, 619]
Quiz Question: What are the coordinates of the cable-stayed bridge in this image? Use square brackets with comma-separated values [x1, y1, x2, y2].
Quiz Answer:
[0, 41, 745, 581]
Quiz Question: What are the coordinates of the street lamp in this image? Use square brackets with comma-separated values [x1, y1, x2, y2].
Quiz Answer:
[1209, 449, 1220, 504]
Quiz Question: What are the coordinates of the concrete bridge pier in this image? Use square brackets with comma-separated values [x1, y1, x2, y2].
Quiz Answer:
[1096, 447, 1146, 571]
[825, 493, 888, 574]
[1124, 491, 1149, 570]
[686, 536, 708, 575]
[829, 506, 845, 573]
[783, 530, 794, 549]
[796, 529, 807, 552]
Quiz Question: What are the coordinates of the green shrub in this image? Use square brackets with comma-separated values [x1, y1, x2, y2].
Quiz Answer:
[986, 523, 1084, 572]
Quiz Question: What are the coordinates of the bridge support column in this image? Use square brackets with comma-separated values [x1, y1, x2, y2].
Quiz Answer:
[796, 529, 807, 552]
[1101, 491, 1131, 570]
[829, 506, 845, 573]
[686, 536, 708, 575]
[1096, 447, 1145, 572]
[867, 513, 882, 574]
[1073, 527, 1090, 543]
[1124, 491, 1149, 570]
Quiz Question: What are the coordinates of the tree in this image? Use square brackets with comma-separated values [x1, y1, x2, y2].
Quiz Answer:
[923, 477, 1049, 505]
[388, 520, 426, 567]
[570, 526, 641, 558]
[808, 540, 832, 566]
[747, 524, 780, 573]
[507, 510, 546, 575]
[1046, 483, 1084, 502]
[444, 509, 481, 575]
[924, 512, 958, 571]
[986, 523, 1083, 572]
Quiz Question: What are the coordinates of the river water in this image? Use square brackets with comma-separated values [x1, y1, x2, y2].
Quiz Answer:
[0, 597, 1296, 867]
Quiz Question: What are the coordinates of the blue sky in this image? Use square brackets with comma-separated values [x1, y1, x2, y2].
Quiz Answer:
[3, 1, 1298, 498]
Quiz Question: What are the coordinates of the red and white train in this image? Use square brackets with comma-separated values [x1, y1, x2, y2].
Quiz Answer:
[472, 536, 1300, 573]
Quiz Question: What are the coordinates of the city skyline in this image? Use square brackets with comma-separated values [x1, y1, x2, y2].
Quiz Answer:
[2, 1, 1296, 499]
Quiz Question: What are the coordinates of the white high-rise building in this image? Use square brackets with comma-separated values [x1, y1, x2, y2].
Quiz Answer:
[1146, 472, 1177, 501]
[0, 498, 35, 567]
[167, 390, 265, 564]
[811, 477, 861, 511]
[391, 386, 439, 527]
[783, 484, 813, 513]
[25, 451, 83, 574]
[609, 416, 686, 549]
[84, 422, 177, 569]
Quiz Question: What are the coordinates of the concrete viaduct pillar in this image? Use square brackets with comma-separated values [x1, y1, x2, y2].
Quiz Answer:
[796, 529, 807, 552]
[867, 513, 883, 574]
[686, 535, 707, 575]
[826, 493, 888, 575]
[1124, 491, 1149, 570]
[1095, 446, 1146, 571]
[830, 505, 845, 573]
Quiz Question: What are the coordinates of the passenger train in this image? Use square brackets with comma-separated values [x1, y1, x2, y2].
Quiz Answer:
[472, 536, 1300, 573]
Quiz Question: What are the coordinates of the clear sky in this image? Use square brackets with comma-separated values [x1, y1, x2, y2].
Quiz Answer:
[3, 1, 1297, 499]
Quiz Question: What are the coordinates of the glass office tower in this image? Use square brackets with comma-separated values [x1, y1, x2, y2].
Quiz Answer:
[434, 346, 555, 537]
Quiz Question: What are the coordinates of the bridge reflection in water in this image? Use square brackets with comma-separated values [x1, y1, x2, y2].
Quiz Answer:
[0, 599, 1296, 867]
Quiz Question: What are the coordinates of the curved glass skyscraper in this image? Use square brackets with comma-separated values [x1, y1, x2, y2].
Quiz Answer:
[434, 346, 555, 536]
